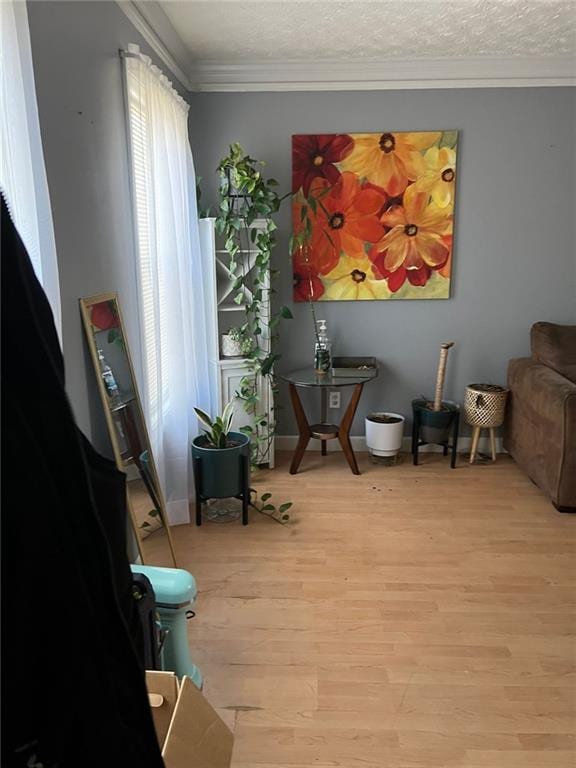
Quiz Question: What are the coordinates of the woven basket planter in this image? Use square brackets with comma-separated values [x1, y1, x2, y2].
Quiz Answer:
[464, 384, 509, 428]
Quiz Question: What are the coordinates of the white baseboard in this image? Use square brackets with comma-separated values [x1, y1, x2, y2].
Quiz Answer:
[275, 435, 505, 454]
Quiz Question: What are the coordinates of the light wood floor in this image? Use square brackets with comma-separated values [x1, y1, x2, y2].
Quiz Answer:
[173, 451, 576, 768]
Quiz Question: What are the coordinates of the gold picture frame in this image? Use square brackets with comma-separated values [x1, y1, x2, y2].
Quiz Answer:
[80, 292, 178, 567]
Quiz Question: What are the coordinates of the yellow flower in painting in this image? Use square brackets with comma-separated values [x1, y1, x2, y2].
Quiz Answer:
[413, 146, 457, 208]
[438, 234, 453, 278]
[371, 186, 452, 273]
[322, 254, 390, 301]
[341, 132, 441, 196]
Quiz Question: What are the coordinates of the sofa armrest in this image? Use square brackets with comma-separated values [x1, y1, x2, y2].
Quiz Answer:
[504, 357, 576, 508]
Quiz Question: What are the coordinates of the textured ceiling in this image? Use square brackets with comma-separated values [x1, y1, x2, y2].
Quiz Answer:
[160, 0, 576, 62]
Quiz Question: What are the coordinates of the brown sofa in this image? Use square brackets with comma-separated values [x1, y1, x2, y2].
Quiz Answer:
[504, 322, 576, 511]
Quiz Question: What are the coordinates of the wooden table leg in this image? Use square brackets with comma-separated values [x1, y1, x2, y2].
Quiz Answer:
[469, 425, 481, 464]
[337, 383, 363, 475]
[288, 382, 311, 474]
[490, 427, 497, 462]
[320, 389, 327, 456]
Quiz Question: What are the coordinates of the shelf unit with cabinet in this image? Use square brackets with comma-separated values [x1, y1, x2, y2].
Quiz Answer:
[199, 217, 274, 467]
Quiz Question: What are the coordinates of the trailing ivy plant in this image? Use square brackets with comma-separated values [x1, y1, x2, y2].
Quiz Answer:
[215, 142, 292, 467]
[250, 489, 292, 524]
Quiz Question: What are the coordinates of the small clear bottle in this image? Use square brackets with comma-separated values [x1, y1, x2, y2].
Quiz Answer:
[314, 319, 332, 374]
[98, 348, 122, 406]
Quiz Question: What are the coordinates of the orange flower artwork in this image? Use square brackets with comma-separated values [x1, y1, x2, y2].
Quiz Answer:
[292, 131, 458, 301]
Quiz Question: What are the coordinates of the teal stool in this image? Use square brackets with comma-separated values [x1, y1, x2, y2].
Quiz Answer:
[131, 564, 202, 689]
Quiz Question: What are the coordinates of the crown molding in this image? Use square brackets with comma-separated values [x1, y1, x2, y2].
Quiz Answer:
[189, 56, 576, 92]
[116, 1, 575, 93]
[116, 1, 193, 90]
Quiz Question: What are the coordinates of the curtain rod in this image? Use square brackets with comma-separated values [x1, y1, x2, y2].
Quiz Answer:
[120, 44, 142, 60]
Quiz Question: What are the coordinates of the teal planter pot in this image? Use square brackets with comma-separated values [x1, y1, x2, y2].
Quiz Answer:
[411, 398, 460, 468]
[412, 398, 459, 442]
[192, 432, 251, 525]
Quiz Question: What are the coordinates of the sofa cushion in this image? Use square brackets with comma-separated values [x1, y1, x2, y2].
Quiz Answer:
[531, 322, 576, 383]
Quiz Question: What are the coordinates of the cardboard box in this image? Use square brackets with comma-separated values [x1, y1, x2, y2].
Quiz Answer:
[146, 671, 233, 768]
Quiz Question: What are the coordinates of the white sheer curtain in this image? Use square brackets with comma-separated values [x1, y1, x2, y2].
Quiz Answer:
[0, 0, 61, 337]
[123, 45, 217, 525]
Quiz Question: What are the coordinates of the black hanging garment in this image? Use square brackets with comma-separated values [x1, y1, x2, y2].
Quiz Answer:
[1, 193, 164, 767]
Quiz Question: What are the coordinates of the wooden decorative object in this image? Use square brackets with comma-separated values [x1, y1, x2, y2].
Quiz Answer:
[433, 342, 455, 412]
[464, 384, 509, 464]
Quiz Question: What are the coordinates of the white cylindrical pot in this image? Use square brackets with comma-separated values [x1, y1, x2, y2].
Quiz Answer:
[221, 334, 243, 358]
[365, 412, 405, 457]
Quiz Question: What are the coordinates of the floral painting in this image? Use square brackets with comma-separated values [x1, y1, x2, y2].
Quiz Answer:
[292, 131, 457, 301]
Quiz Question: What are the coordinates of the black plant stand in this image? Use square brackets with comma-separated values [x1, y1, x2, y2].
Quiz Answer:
[193, 453, 250, 526]
[412, 407, 460, 469]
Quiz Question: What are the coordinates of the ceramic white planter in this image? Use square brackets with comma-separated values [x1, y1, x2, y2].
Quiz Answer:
[221, 334, 243, 358]
[365, 412, 405, 457]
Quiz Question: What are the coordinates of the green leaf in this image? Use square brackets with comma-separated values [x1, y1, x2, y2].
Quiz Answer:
[234, 293, 244, 305]
[280, 305, 293, 319]
[279, 502, 293, 514]
[194, 407, 214, 430]
[222, 400, 235, 433]
[261, 353, 281, 376]
[261, 492, 272, 502]
[262, 504, 275, 512]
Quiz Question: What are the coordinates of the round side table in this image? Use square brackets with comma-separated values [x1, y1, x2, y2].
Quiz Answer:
[279, 367, 378, 475]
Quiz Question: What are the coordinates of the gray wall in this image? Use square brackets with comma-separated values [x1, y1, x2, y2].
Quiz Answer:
[26, 0, 576, 443]
[27, 0, 188, 452]
[189, 88, 576, 436]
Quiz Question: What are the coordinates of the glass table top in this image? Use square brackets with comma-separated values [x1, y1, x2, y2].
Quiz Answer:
[280, 367, 378, 388]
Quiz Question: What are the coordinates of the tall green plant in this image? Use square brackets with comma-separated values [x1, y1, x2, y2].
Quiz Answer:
[215, 143, 292, 466]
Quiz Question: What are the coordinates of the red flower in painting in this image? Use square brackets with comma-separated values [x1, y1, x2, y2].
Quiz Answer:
[299, 173, 387, 275]
[91, 301, 119, 331]
[370, 186, 451, 275]
[370, 247, 432, 292]
[293, 260, 325, 302]
[292, 134, 354, 196]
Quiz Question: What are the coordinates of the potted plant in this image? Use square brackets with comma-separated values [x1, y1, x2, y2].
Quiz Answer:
[365, 412, 405, 458]
[412, 342, 459, 444]
[221, 326, 253, 358]
[192, 401, 251, 525]
[192, 401, 293, 525]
